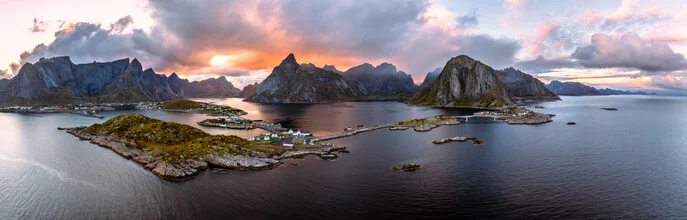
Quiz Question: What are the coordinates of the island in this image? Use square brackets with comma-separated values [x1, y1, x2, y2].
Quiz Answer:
[392, 163, 422, 172]
[160, 99, 247, 116]
[63, 114, 347, 181]
[432, 136, 483, 145]
[475, 106, 553, 125]
[197, 117, 286, 132]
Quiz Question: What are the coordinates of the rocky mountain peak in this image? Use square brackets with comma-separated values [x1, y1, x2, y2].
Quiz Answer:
[126, 58, 143, 74]
[277, 53, 300, 74]
[37, 56, 72, 65]
[376, 63, 398, 74]
[322, 65, 341, 73]
[299, 63, 317, 69]
[449, 55, 479, 68]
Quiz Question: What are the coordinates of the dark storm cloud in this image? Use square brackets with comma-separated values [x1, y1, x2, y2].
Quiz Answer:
[16, 16, 163, 69]
[29, 18, 47, 33]
[571, 33, 687, 73]
[276, 0, 428, 57]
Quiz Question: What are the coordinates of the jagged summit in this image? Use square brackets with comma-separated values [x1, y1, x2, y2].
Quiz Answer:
[247, 53, 357, 103]
[277, 53, 299, 74]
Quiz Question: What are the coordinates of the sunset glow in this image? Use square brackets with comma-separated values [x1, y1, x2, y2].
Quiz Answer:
[0, 0, 685, 94]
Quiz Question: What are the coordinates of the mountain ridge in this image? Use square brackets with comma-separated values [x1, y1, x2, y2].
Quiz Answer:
[0, 56, 241, 105]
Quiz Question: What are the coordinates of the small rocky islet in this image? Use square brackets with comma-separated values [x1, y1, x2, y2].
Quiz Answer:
[433, 136, 484, 145]
[392, 163, 422, 172]
[63, 114, 347, 181]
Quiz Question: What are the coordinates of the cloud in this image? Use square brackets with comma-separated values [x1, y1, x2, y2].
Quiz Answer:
[15, 17, 162, 70]
[648, 74, 687, 93]
[30, 18, 48, 33]
[455, 34, 521, 69]
[0, 69, 11, 78]
[500, 0, 526, 26]
[11, 0, 523, 83]
[601, 0, 667, 32]
[110, 15, 134, 32]
[514, 56, 577, 73]
[571, 33, 687, 72]
[456, 9, 478, 28]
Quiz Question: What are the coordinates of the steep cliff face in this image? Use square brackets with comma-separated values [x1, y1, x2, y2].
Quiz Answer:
[419, 67, 442, 88]
[495, 67, 559, 100]
[0, 56, 242, 105]
[341, 63, 418, 100]
[247, 54, 358, 103]
[545, 80, 602, 96]
[408, 55, 512, 108]
[238, 82, 261, 98]
[0, 57, 139, 104]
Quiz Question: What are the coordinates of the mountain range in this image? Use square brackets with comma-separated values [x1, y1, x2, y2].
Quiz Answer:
[546, 80, 655, 96]
[3, 53, 648, 107]
[246, 54, 418, 103]
[0, 56, 241, 105]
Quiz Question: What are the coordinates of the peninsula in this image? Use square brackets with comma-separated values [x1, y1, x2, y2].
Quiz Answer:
[63, 114, 347, 181]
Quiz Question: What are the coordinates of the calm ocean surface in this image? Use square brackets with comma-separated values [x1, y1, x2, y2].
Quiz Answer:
[1, 95, 686, 219]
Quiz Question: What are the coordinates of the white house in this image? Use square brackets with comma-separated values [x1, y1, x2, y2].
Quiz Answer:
[263, 136, 270, 141]
[248, 137, 254, 141]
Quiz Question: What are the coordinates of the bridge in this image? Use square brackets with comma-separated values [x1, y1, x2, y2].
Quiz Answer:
[309, 115, 508, 143]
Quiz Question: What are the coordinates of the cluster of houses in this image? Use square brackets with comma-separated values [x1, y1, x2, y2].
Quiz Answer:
[343, 124, 365, 132]
[247, 129, 313, 148]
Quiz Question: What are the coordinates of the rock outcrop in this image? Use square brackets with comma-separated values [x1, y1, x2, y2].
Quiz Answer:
[408, 55, 512, 108]
[246, 54, 358, 103]
[0, 56, 241, 105]
[495, 67, 559, 101]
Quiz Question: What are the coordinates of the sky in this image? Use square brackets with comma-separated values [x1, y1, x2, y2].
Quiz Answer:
[1, 0, 686, 94]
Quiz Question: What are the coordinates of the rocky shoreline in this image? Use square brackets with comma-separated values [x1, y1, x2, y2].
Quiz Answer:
[504, 114, 553, 125]
[64, 127, 347, 181]
[432, 136, 484, 145]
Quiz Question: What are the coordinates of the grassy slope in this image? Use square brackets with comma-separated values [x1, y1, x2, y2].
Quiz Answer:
[83, 114, 252, 163]
[83, 114, 318, 163]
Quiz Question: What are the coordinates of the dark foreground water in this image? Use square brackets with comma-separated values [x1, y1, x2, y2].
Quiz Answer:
[1, 96, 686, 219]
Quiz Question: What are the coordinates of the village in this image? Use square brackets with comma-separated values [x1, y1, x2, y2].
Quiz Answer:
[247, 129, 314, 148]
[0, 102, 162, 118]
